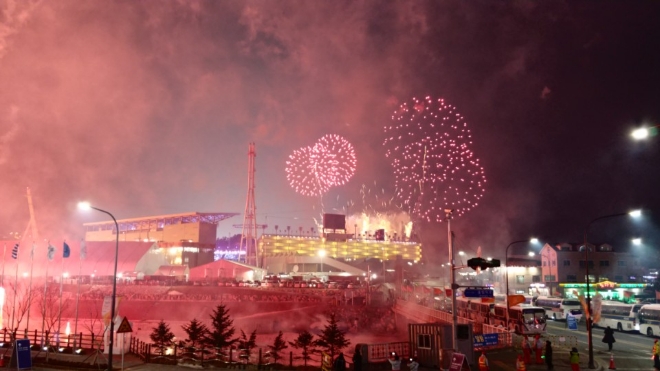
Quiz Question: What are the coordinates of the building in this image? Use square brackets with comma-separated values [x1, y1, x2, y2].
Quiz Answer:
[540, 242, 651, 300]
[82, 211, 238, 269]
[258, 234, 421, 262]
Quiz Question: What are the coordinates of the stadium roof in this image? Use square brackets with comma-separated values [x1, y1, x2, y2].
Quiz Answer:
[82, 212, 239, 232]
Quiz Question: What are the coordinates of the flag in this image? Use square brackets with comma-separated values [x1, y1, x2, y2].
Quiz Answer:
[508, 294, 526, 306]
[11, 243, 18, 259]
[47, 244, 56, 261]
[80, 240, 87, 260]
[63, 242, 71, 258]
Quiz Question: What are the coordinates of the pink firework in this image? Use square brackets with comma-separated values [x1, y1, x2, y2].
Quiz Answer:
[383, 96, 486, 222]
[285, 134, 357, 197]
[314, 134, 357, 188]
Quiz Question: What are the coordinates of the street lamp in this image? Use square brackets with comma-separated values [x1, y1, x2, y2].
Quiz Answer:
[445, 209, 457, 352]
[78, 201, 119, 371]
[504, 238, 538, 330]
[632, 238, 642, 245]
[318, 249, 326, 273]
[583, 210, 641, 369]
[631, 125, 659, 140]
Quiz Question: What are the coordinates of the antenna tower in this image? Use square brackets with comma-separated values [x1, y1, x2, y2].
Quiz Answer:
[239, 143, 258, 266]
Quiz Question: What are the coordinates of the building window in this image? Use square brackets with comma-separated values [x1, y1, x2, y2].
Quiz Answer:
[563, 260, 570, 266]
[532, 275, 541, 283]
[516, 275, 525, 284]
[552, 260, 556, 266]
[566, 275, 577, 283]
[418, 334, 431, 349]
[599, 260, 609, 267]
[543, 261, 547, 267]
[618, 260, 626, 267]
[614, 275, 623, 282]
[579, 261, 594, 268]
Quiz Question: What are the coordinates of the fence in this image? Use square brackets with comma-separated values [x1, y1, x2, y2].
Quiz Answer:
[0, 328, 105, 352]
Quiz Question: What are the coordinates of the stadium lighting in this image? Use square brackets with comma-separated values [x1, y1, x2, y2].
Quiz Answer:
[77, 201, 119, 371]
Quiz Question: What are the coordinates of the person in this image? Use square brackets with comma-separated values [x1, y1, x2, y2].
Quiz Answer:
[352, 349, 362, 371]
[333, 353, 347, 371]
[516, 354, 526, 371]
[522, 336, 532, 364]
[478, 352, 489, 371]
[545, 340, 553, 371]
[408, 357, 419, 371]
[653, 339, 660, 371]
[569, 347, 580, 371]
[602, 326, 615, 351]
[389, 353, 401, 371]
[535, 335, 544, 364]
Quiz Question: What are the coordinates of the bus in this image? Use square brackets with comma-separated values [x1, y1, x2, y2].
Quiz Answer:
[456, 297, 493, 324]
[494, 294, 534, 305]
[491, 303, 547, 335]
[595, 301, 642, 332]
[534, 296, 583, 321]
[637, 304, 660, 337]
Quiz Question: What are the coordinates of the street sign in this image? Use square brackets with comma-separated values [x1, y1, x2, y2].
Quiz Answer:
[464, 288, 494, 298]
[116, 316, 133, 333]
[567, 314, 578, 330]
[449, 352, 470, 371]
[10, 339, 32, 370]
[473, 333, 499, 347]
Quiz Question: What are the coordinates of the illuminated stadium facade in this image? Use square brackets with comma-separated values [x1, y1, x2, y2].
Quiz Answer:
[258, 234, 422, 262]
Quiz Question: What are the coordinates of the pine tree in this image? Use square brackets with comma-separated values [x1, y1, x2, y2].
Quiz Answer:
[289, 330, 315, 367]
[268, 330, 288, 366]
[182, 318, 209, 350]
[206, 304, 237, 350]
[150, 319, 175, 355]
[314, 312, 350, 360]
[237, 329, 257, 363]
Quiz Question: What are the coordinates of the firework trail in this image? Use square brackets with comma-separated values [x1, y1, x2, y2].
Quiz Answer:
[383, 96, 486, 222]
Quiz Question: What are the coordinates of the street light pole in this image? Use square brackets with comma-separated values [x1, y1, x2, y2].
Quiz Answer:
[504, 239, 536, 330]
[445, 209, 457, 352]
[79, 202, 119, 371]
[583, 210, 640, 369]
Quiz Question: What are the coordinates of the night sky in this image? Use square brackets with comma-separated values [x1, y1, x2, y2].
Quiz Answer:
[1, 1, 659, 263]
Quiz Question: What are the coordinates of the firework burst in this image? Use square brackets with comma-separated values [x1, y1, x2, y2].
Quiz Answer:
[383, 96, 486, 222]
[285, 134, 357, 197]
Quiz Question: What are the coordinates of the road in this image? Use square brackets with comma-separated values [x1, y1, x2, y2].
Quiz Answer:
[545, 319, 656, 370]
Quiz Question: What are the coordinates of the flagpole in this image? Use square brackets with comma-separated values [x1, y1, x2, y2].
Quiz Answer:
[2, 243, 5, 286]
[73, 240, 83, 349]
[57, 246, 64, 347]
[26, 242, 35, 337]
[11, 255, 18, 336]
[41, 253, 49, 347]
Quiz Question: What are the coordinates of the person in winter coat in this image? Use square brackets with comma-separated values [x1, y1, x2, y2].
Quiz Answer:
[569, 347, 580, 371]
[408, 357, 420, 371]
[388, 353, 401, 371]
[333, 353, 347, 371]
[352, 350, 362, 371]
[602, 326, 616, 351]
[653, 339, 660, 371]
[545, 340, 553, 371]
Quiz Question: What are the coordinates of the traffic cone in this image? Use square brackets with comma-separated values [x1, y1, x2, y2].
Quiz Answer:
[609, 353, 616, 370]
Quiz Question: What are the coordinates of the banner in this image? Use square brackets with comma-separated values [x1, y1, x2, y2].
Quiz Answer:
[101, 296, 122, 327]
[508, 294, 526, 306]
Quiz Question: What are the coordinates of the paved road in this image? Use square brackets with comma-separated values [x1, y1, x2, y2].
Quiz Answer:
[545, 319, 657, 370]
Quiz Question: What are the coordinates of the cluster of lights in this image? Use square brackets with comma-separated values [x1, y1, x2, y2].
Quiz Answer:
[286, 134, 357, 197]
[383, 96, 486, 222]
